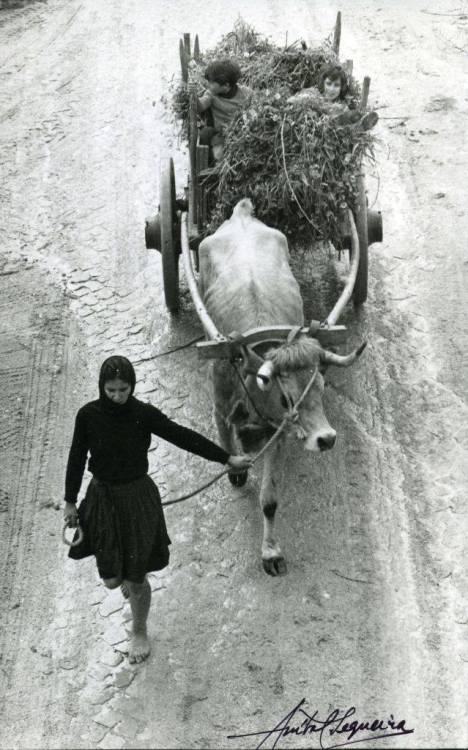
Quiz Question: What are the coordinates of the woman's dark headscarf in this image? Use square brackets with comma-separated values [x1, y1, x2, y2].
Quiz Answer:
[98, 356, 136, 406]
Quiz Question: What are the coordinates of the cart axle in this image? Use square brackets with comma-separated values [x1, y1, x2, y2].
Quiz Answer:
[146, 197, 188, 252]
[341, 208, 383, 250]
[145, 214, 161, 250]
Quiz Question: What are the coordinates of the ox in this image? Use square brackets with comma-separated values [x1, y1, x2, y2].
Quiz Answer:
[198, 199, 365, 575]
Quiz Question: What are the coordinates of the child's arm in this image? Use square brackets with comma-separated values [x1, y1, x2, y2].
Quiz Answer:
[288, 88, 347, 116]
[197, 91, 212, 113]
[187, 80, 212, 113]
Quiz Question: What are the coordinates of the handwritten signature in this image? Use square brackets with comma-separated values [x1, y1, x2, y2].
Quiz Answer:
[227, 699, 414, 749]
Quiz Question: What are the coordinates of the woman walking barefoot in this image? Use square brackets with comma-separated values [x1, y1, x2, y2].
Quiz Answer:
[63, 355, 251, 664]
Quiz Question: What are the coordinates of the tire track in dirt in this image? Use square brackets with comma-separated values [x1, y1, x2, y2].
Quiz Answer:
[0, 261, 70, 701]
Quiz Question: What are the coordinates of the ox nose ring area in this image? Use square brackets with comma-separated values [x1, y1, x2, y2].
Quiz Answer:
[318, 434, 337, 451]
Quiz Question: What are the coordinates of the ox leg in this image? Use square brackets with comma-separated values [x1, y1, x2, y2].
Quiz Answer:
[214, 406, 234, 454]
[260, 439, 286, 576]
[213, 363, 249, 487]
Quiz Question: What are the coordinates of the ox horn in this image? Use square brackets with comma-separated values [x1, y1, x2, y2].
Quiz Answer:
[320, 341, 367, 367]
[256, 360, 276, 390]
[239, 344, 264, 375]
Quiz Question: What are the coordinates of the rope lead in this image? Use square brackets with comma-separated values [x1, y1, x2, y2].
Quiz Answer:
[161, 367, 318, 507]
[161, 417, 288, 507]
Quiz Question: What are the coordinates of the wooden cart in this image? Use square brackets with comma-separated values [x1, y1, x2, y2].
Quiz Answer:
[145, 12, 383, 321]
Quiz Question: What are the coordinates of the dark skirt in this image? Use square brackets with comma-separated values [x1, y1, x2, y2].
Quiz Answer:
[68, 474, 171, 583]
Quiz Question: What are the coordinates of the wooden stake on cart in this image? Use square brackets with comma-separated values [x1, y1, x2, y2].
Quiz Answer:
[179, 39, 188, 83]
[194, 34, 200, 61]
[189, 97, 198, 227]
[333, 11, 342, 55]
[360, 76, 370, 110]
[197, 145, 209, 231]
[185, 40, 199, 230]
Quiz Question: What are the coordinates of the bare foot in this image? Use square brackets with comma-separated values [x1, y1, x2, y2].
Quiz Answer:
[120, 582, 130, 600]
[128, 631, 150, 664]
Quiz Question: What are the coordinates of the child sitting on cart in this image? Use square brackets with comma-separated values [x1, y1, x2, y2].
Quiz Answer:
[189, 59, 252, 163]
[288, 63, 378, 131]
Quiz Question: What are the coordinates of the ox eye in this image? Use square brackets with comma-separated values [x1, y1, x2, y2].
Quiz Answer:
[280, 394, 288, 408]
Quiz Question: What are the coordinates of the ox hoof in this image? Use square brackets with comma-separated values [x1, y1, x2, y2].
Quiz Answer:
[228, 471, 248, 487]
[262, 557, 287, 576]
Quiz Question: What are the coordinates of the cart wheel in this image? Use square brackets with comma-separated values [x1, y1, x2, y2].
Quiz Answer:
[160, 157, 180, 312]
[352, 175, 369, 306]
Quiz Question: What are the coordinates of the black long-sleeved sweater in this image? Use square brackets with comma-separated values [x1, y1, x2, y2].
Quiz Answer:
[64, 396, 229, 503]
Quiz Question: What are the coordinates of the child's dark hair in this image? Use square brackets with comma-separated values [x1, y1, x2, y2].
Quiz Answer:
[204, 59, 241, 88]
[318, 64, 349, 100]
[99, 355, 136, 395]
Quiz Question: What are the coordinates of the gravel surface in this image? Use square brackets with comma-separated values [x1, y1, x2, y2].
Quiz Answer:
[0, 1, 467, 748]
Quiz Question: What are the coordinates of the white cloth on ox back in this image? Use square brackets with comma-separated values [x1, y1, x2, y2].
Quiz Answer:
[198, 200, 304, 336]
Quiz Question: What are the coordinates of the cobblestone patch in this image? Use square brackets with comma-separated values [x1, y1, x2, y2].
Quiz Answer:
[93, 707, 122, 730]
[86, 687, 114, 707]
[113, 668, 136, 690]
[102, 623, 128, 647]
[89, 589, 107, 606]
[100, 648, 124, 668]
[89, 663, 113, 683]
[97, 733, 126, 750]
[81, 722, 109, 745]
[108, 694, 149, 724]
[113, 640, 131, 656]
[99, 590, 125, 618]
[113, 714, 142, 740]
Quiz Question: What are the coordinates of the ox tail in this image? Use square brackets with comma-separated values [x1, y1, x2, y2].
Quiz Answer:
[232, 199, 255, 219]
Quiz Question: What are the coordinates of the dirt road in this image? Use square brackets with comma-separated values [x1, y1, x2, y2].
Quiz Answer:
[0, 0, 467, 748]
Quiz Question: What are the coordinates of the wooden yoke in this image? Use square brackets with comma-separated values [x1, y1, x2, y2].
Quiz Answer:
[196, 323, 348, 360]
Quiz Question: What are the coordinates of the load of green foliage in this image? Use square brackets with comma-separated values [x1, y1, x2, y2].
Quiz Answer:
[169, 20, 376, 246]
